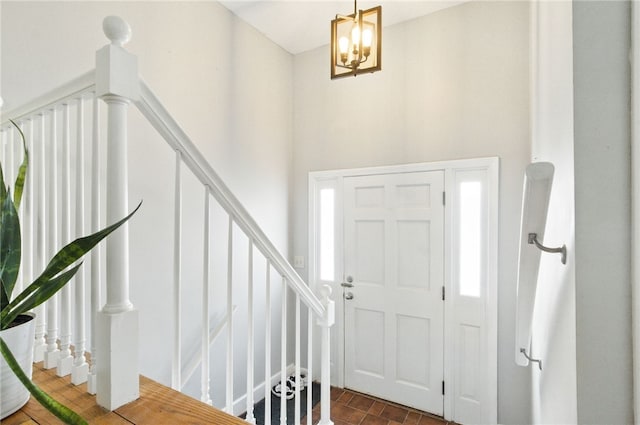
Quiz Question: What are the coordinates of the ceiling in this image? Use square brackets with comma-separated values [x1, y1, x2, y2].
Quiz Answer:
[218, 1, 466, 55]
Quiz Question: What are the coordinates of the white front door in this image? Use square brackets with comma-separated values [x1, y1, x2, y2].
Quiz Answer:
[343, 171, 445, 415]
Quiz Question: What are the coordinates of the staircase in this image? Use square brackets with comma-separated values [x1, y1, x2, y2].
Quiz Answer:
[0, 16, 334, 425]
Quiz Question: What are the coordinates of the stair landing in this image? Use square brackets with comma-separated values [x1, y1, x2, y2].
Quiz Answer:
[4, 362, 245, 424]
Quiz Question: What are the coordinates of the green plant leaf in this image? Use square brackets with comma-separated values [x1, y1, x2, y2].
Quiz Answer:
[0, 120, 28, 310]
[1, 201, 141, 329]
[0, 190, 21, 312]
[1, 264, 81, 329]
[0, 336, 88, 425]
[9, 120, 29, 210]
[40, 200, 141, 282]
[0, 276, 8, 320]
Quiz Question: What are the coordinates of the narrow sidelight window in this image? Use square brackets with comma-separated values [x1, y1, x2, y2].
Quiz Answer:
[459, 181, 482, 297]
[319, 188, 335, 281]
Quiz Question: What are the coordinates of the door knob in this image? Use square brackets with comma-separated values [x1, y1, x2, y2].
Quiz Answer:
[341, 276, 354, 288]
[344, 292, 354, 300]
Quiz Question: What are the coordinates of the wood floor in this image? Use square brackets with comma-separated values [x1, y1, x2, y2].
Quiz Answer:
[3, 362, 245, 425]
[5, 363, 455, 425]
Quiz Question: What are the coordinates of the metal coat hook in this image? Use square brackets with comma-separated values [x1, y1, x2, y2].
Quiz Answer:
[528, 233, 567, 265]
[520, 348, 543, 370]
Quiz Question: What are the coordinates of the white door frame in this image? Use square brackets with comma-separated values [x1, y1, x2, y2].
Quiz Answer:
[308, 157, 499, 423]
[632, 1, 640, 419]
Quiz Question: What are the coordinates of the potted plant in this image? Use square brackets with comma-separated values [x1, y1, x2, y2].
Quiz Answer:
[0, 120, 140, 424]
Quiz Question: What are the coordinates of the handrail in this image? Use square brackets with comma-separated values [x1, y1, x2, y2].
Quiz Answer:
[134, 80, 326, 318]
[0, 71, 96, 124]
[515, 162, 555, 368]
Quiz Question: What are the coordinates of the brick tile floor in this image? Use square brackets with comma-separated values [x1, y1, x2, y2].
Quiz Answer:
[304, 387, 459, 425]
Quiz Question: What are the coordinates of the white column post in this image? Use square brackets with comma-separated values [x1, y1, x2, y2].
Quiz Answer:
[94, 15, 140, 411]
[317, 284, 335, 425]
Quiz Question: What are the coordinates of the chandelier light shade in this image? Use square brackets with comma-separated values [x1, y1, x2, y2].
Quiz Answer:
[331, 3, 382, 79]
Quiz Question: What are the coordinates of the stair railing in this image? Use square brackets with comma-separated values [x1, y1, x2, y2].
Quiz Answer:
[0, 15, 335, 425]
[0, 75, 107, 394]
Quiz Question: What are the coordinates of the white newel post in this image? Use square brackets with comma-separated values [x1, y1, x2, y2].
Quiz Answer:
[318, 284, 335, 425]
[95, 16, 140, 410]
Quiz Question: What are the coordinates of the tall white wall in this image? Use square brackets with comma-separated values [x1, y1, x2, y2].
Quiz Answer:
[573, 2, 633, 423]
[529, 1, 577, 423]
[292, 2, 531, 423]
[1, 1, 293, 408]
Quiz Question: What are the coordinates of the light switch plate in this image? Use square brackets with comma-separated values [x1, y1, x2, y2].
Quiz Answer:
[293, 256, 305, 268]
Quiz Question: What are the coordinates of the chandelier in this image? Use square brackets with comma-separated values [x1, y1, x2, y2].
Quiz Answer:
[331, 1, 382, 79]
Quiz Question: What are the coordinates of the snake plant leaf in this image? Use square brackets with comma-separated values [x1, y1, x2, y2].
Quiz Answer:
[0, 277, 8, 321]
[9, 120, 29, 210]
[40, 201, 141, 281]
[0, 120, 28, 310]
[1, 264, 81, 330]
[0, 337, 88, 425]
[0, 190, 21, 313]
[1, 201, 141, 329]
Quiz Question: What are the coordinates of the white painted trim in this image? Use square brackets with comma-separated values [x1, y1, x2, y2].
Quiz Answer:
[487, 159, 500, 425]
[631, 1, 640, 422]
[443, 167, 455, 420]
[308, 157, 499, 423]
[308, 157, 499, 181]
[308, 177, 344, 387]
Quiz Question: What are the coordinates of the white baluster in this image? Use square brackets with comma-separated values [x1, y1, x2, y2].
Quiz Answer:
[295, 295, 301, 425]
[264, 262, 272, 425]
[172, 151, 182, 390]
[95, 15, 140, 410]
[72, 97, 89, 385]
[8, 124, 14, 193]
[307, 305, 313, 425]
[13, 121, 27, 295]
[1, 126, 5, 166]
[245, 241, 256, 424]
[57, 102, 73, 377]
[44, 107, 60, 370]
[24, 119, 35, 296]
[280, 278, 287, 425]
[201, 186, 212, 405]
[226, 216, 234, 413]
[33, 113, 47, 363]
[11, 123, 23, 294]
[318, 284, 335, 425]
[88, 95, 101, 395]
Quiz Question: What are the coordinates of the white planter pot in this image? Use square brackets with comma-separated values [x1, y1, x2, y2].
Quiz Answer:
[0, 312, 35, 419]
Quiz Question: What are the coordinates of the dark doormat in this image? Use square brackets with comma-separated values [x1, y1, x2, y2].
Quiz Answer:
[242, 382, 321, 425]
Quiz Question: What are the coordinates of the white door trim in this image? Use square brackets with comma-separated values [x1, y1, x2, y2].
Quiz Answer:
[631, 1, 640, 419]
[308, 157, 499, 423]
